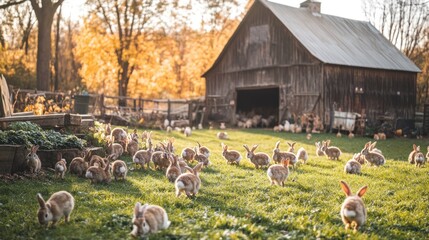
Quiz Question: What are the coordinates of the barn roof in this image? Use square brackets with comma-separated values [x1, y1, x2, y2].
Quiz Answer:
[203, 0, 420, 76]
[261, 0, 420, 72]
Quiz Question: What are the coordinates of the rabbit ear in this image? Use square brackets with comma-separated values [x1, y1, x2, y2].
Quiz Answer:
[134, 202, 142, 217]
[197, 142, 201, 148]
[326, 140, 331, 146]
[413, 144, 417, 151]
[32, 145, 39, 153]
[370, 141, 377, 150]
[193, 162, 203, 173]
[416, 145, 420, 152]
[251, 145, 258, 152]
[340, 181, 352, 196]
[243, 145, 250, 152]
[140, 204, 148, 215]
[275, 141, 280, 149]
[357, 185, 368, 197]
[291, 142, 296, 147]
[37, 193, 46, 208]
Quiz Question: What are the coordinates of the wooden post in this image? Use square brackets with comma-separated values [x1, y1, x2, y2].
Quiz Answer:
[100, 94, 105, 117]
[133, 99, 137, 111]
[188, 101, 193, 126]
[167, 99, 171, 122]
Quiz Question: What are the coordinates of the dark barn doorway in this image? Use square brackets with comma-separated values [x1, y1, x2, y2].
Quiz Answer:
[236, 87, 279, 127]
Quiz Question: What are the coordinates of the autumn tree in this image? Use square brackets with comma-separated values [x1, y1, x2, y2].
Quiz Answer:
[85, 0, 167, 106]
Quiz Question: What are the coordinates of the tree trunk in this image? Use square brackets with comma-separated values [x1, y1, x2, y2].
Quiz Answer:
[54, 6, 61, 91]
[31, 0, 64, 91]
[118, 61, 130, 107]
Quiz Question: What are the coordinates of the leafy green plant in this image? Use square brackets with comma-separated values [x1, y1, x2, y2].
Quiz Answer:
[0, 122, 85, 149]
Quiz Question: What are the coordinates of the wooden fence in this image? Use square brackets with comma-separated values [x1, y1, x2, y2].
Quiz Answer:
[10, 88, 205, 127]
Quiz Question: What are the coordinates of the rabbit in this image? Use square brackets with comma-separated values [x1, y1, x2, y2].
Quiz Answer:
[105, 123, 112, 135]
[373, 133, 380, 141]
[85, 159, 111, 184]
[151, 143, 170, 171]
[378, 132, 386, 140]
[69, 156, 89, 178]
[112, 159, 128, 181]
[107, 137, 124, 158]
[181, 147, 196, 162]
[272, 141, 297, 166]
[243, 144, 270, 169]
[296, 147, 308, 164]
[166, 154, 182, 183]
[221, 143, 242, 165]
[197, 142, 210, 158]
[126, 133, 139, 157]
[414, 151, 426, 168]
[344, 158, 361, 174]
[110, 127, 127, 143]
[217, 132, 228, 140]
[286, 142, 296, 153]
[37, 191, 75, 227]
[321, 140, 341, 160]
[220, 122, 226, 130]
[27, 145, 41, 174]
[133, 134, 153, 170]
[89, 154, 109, 168]
[340, 181, 368, 231]
[348, 131, 354, 139]
[273, 125, 283, 132]
[184, 126, 192, 137]
[408, 144, 419, 164]
[141, 130, 152, 142]
[366, 141, 383, 155]
[54, 153, 67, 179]
[315, 142, 324, 156]
[361, 142, 385, 166]
[267, 158, 290, 186]
[306, 133, 312, 140]
[130, 202, 170, 237]
[194, 147, 210, 167]
[352, 152, 365, 165]
[175, 162, 204, 197]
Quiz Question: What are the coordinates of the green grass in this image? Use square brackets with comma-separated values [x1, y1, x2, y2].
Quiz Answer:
[1, 129, 428, 239]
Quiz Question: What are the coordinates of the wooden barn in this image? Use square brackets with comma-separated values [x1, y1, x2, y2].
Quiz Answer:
[202, 0, 420, 130]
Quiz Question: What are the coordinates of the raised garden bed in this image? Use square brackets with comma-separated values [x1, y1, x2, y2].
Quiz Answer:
[0, 145, 27, 174]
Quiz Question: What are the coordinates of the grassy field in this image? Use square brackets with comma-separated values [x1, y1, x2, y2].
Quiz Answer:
[0, 129, 428, 239]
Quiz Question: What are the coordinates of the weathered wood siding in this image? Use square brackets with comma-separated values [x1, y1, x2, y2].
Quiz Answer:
[323, 65, 417, 122]
[205, 1, 323, 122]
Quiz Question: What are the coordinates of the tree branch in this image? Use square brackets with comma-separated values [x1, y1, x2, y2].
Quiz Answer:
[0, 0, 27, 9]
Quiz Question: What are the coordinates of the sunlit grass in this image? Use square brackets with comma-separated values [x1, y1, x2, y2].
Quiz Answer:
[0, 129, 428, 239]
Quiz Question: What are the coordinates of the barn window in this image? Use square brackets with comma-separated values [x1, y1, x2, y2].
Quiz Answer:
[249, 25, 269, 44]
[236, 87, 279, 127]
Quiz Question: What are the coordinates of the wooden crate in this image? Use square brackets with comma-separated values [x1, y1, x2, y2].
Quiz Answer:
[0, 145, 28, 174]
[0, 113, 81, 130]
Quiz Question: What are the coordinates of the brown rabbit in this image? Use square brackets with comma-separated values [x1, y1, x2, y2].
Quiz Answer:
[27, 145, 41, 173]
[315, 141, 324, 156]
[221, 143, 242, 165]
[321, 140, 341, 160]
[107, 137, 124, 159]
[194, 147, 210, 167]
[151, 144, 170, 171]
[286, 142, 296, 153]
[361, 142, 385, 166]
[344, 156, 361, 175]
[340, 181, 368, 231]
[181, 147, 196, 162]
[166, 154, 181, 183]
[69, 149, 91, 177]
[243, 144, 270, 169]
[267, 158, 290, 186]
[37, 191, 75, 227]
[175, 163, 204, 197]
[272, 141, 297, 166]
[133, 136, 153, 170]
[85, 159, 111, 184]
[110, 127, 127, 143]
[197, 142, 210, 158]
[408, 144, 419, 164]
[130, 202, 170, 236]
[112, 159, 128, 181]
[126, 133, 139, 157]
[54, 153, 67, 179]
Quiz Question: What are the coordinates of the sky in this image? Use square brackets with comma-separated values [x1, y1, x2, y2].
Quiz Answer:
[61, 0, 368, 23]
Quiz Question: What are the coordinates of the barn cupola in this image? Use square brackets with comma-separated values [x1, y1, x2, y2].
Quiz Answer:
[300, 0, 321, 14]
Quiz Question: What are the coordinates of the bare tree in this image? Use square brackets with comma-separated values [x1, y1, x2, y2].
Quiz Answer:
[87, 0, 167, 106]
[363, 0, 429, 57]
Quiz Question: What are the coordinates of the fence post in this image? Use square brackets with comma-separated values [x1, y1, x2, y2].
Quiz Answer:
[167, 99, 171, 122]
[133, 99, 137, 111]
[100, 94, 105, 117]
